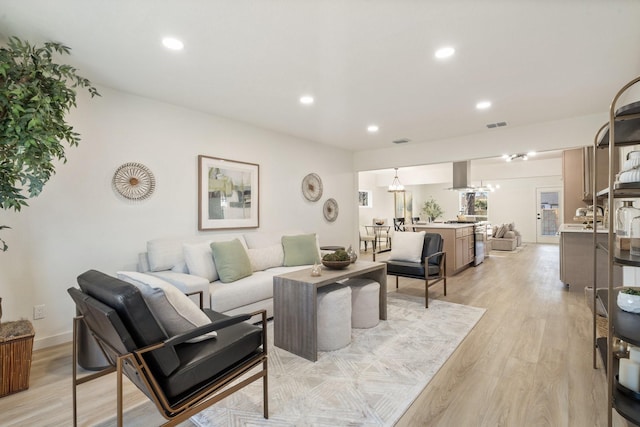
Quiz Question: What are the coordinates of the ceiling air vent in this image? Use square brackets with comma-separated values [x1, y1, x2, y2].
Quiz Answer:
[486, 121, 507, 129]
[392, 138, 410, 144]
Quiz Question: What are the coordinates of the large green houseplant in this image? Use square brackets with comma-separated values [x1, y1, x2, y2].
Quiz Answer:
[0, 36, 99, 251]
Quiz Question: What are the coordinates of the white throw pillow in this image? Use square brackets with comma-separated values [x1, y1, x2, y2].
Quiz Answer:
[389, 231, 426, 263]
[243, 232, 282, 249]
[183, 241, 217, 282]
[171, 261, 189, 274]
[247, 244, 284, 271]
[116, 271, 217, 342]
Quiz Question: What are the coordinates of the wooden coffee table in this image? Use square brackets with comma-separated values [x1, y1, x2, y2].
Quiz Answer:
[273, 261, 387, 361]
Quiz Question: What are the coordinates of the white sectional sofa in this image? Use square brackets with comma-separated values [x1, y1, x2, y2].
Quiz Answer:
[131, 231, 321, 319]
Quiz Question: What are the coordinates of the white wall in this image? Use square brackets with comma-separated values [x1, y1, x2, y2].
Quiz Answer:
[0, 86, 355, 349]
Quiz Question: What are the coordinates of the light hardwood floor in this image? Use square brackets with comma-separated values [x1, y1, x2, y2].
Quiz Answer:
[0, 244, 630, 426]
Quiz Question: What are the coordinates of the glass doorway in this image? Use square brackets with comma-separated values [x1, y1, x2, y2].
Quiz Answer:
[536, 187, 561, 244]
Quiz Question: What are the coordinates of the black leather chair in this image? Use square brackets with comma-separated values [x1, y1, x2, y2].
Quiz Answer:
[382, 233, 446, 308]
[68, 270, 268, 427]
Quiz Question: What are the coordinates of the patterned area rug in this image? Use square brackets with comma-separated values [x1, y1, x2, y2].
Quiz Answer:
[190, 293, 485, 427]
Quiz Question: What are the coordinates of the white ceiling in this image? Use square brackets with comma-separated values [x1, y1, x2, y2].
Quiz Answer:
[2, 1, 640, 152]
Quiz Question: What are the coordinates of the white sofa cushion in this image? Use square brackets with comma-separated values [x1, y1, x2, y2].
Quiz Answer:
[148, 271, 211, 309]
[183, 241, 216, 281]
[147, 234, 248, 273]
[247, 244, 284, 271]
[243, 232, 283, 249]
[263, 265, 311, 275]
[389, 231, 426, 263]
[147, 238, 186, 272]
[243, 230, 305, 249]
[210, 271, 274, 313]
[116, 271, 217, 342]
[182, 235, 250, 282]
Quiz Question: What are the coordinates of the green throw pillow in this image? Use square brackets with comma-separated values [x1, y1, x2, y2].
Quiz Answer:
[210, 239, 252, 283]
[282, 234, 321, 266]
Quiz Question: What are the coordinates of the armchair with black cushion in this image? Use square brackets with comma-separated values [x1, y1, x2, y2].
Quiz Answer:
[68, 270, 268, 427]
[381, 232, 446, 308]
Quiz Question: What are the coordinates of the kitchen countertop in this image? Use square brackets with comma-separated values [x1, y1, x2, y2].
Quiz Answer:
[559, 223, 609, 233]
[410, 223, 475, 229]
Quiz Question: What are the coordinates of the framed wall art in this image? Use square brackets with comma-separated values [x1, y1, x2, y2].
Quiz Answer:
[198, 155, 259, 230]
[358, 190, 372, 208]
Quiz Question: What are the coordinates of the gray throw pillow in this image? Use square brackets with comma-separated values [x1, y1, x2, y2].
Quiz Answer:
[116, 271, 217, 342]
[495, 224, 507, 238]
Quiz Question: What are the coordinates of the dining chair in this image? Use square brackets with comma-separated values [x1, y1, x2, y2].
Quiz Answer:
[359, 227, 376, 252]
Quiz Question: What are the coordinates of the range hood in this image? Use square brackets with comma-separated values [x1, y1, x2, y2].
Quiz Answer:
[448, 161, 474, 191]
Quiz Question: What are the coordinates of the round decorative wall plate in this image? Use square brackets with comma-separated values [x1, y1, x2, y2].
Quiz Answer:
[301, 173, 323, 202]
[323, 198, 339, 222]
[112, 162, 156, 200]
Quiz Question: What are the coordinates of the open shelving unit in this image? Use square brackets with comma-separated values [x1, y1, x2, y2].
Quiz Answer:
[593, 77, 640, 426]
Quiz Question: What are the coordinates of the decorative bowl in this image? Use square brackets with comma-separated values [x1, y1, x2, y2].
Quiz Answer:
[617, 291, 640, 313]
[321, 260, 351, 270]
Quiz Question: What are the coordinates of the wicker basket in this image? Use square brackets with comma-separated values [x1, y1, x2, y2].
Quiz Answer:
[0, 320, 35, 398]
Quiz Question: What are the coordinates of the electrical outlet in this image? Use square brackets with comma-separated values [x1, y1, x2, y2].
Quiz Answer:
[33, 304, 46, 320]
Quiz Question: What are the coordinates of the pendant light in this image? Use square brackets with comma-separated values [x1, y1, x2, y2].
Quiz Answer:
[388, 168, 405, 192]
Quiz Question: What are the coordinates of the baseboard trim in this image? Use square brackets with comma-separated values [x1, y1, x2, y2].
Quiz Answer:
[34, 331, 72, 351]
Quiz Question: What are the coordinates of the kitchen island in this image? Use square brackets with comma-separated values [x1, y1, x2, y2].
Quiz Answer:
[410, 223, 475, 276]
[559, 223, 621, 291]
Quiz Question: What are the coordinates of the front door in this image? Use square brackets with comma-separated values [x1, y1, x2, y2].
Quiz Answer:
[536, 187, 561, 244]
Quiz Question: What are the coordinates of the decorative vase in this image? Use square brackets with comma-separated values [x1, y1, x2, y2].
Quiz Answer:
[618, 291, 640, 313]
[616, 201, 640, 250]
[346, 245, 357, 263]
[311, 263, 322, 277]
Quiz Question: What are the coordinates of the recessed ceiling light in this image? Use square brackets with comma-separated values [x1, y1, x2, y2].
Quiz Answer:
[476, 101, 492, 110]
[162, 37, 184, 51]
[435, 47, 455, 59]
[367, 125, 379, 133]
[299, 95, 314, 105]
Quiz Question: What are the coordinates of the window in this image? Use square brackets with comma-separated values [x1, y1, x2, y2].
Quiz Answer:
[459, 191, 488, 220]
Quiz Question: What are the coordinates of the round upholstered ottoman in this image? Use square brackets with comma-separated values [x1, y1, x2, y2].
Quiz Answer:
[317, 283, 352, 351]
[345, 278, 380, 329]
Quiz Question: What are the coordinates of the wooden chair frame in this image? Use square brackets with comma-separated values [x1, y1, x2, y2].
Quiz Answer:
[386, 251, 447, 308]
